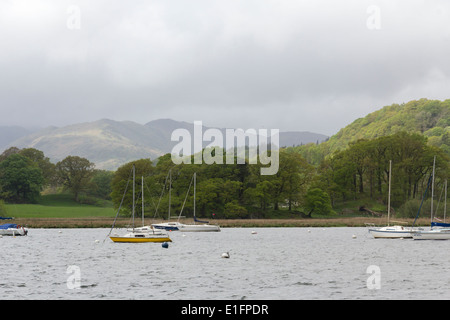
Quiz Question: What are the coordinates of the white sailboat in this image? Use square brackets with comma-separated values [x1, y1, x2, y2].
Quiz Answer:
[176, 173, 221, 232]
[368, 160, 416, 238]
[108, 165, 171, 243]
[153, 172, 220, 232]
[151, 169, 185, 231]
[413, 159, 450, 240]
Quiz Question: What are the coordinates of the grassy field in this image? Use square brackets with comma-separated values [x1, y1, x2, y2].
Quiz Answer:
[1, 193, 432, 228]
[4, 194, 116, 218]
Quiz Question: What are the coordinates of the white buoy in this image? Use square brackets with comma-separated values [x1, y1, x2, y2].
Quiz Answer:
[94, 239, 100, 243]
[221, 252, 230, 258]
[352, 234, 357, 239]
[308, 230, 311, 233]
[251, 231, 257, 234]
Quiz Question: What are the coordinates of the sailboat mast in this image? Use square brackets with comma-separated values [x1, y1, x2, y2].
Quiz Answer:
[132, 164, 135, 230]
[431, 156, 436, 225]
[388, 160, 392, 227]
[169, 169, 172, 220]
[142, 176, 144, 227]
[194, 172, 196, 222]
[445, 179, 447, 224]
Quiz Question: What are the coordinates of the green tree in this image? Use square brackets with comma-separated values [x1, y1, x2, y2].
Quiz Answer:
[110, 159, 154, 216]
[0, 153, 43, 203]
[56, 156, 95, 202]
[280, 150, 314, 211]
[224, 200, 248, 219]
[304, 188, 333, 217]
[88, 170, 114, 200]
[19, 148, 56, 186]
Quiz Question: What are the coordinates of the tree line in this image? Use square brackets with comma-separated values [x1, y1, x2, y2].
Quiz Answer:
[312, 132, 449, 216]
[0, 131, 448, 219]
[0, 147, 112, 204]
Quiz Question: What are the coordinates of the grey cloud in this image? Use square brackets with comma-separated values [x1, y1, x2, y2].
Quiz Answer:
[1, 0, 449, 136]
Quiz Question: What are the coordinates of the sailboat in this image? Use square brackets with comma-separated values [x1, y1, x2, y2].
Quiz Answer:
[368, 160, 416, 238]
[108, 165, 172, 243]
[153, 172, 221, 232]
[151, 169, 185, 231]
[413, 156, 450, 240]
[176, 173, 221, 232]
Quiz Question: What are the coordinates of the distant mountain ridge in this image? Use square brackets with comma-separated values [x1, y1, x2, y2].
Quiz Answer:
[2, 119, 328, 170]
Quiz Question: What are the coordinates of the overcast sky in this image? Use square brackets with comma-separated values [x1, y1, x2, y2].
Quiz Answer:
[0, 0, 449, 136]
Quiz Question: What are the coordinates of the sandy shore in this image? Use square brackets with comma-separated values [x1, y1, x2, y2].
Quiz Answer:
[11, 216, 431, 228]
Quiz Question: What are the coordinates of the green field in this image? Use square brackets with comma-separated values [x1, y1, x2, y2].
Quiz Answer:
[4, 194, 117, 218]
[3, 193, 389, 219]
[1, 193, 431, 228]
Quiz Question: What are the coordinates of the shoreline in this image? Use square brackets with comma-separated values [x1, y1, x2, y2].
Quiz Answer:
[10, 216, 432, 228]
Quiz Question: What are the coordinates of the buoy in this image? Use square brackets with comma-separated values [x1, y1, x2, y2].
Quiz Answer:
[94, 240, 100, 243]
[308, 230, 311, 233]
[352, 234, 357, 239]
[162, 242, 169, 249]
[251, 231, 257, 234]
[221, 252, 230, 258]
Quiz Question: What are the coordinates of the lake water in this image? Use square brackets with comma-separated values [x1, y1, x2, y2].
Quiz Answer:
[1, 227, 450, 300]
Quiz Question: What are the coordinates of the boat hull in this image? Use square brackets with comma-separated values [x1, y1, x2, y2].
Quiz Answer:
[152, 222, 181, 231]
[110, 236, 172, 243]
[152, 222, 221, 232]
[110, 231, 172, 243]
[178, 224, 221, 232]
[0, 226, 28, 236]
[368, 226, 414, 238]
[413, 229, 450, 240]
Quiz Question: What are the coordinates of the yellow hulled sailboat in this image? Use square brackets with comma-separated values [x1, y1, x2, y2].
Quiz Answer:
[108, 165, 171, 243]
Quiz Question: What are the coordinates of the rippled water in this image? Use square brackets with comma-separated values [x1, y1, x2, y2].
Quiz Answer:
[2, 227, 450, 300]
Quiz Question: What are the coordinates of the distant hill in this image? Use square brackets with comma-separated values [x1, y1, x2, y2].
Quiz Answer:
[4, 119, 328, 170]
[0, 126, 36, 151]
[293, 98, 450, 164]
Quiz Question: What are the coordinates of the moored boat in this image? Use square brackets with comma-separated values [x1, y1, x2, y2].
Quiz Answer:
[413, 176, 449, 240]
[110, 230, 172, 243]
[368, 161, 415, 238]
[412, 228, 450, 240]
[152, 172, 220, 232]
[177, 222, 221, 232]
[368, 225, 415, 238]
[152, 221, 183, 231]
[0, 223, 28, 236]
[108, 165, 171, 243]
